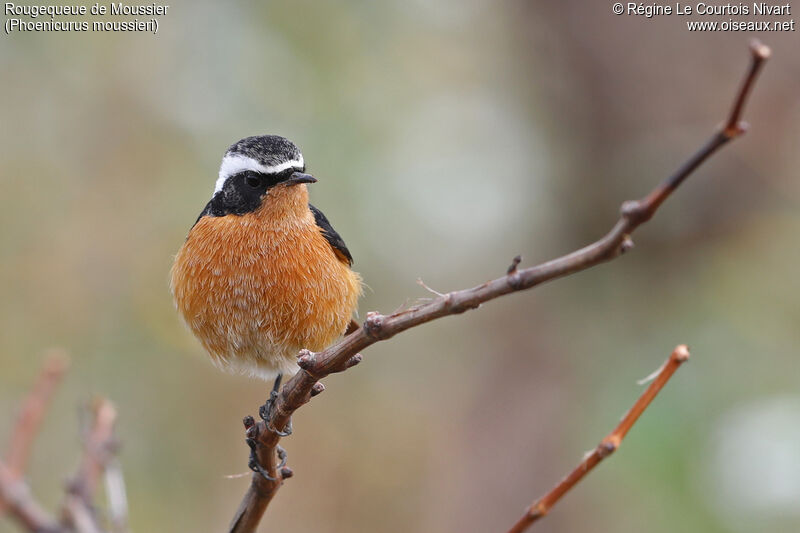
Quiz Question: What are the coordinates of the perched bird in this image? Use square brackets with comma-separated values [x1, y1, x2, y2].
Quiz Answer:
[171, 135, 362, 385]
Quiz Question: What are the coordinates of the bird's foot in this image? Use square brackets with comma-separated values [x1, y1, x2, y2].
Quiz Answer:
[258, 373, 293, 437]
[247, 440, 288, 482]
[247, 373, 292, 481]
[246, 436, 277, 481]
[276, 445, 288, 469]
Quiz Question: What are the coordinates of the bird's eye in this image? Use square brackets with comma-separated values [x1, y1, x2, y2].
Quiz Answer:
[244, 173, 262, 188]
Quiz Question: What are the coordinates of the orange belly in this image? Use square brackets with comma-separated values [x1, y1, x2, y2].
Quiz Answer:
[170, 199, 361, 380]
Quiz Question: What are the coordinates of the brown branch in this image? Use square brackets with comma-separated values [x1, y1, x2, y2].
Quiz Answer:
[76, 399, 119, 500]
[0, 353, 70, 533]
[0, 460, 61, 532]
[62, 398, 119, 533]
[5, 350, 70, 480]
[229, 41, 770, 532]
[0, 362, 126, 533]
[725, 40, 770, 137]
[507, 345, 690, 533]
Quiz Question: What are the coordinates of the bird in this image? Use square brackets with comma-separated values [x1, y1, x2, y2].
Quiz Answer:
[170, 135, 362, 390]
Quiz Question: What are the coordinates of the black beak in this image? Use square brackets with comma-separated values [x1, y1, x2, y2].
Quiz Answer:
[285, 172, 317, 186]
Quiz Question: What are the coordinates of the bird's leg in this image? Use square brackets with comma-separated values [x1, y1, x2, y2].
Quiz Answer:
[258, 373, 293, 437]
[257, 373, 281, 422]
[247, 375, 293, 481]
[246, 441, 289, 482]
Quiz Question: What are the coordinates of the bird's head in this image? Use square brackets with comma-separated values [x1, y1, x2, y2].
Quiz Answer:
[205, 135, 316, 218]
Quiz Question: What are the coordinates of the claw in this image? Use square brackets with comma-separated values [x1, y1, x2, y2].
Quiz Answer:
[276, 445, 288, 469]
[247, 374, 293, 480]
[259, 374, 293, 437]
[247, 436, 278, 481]
[267, 417, 293, 437]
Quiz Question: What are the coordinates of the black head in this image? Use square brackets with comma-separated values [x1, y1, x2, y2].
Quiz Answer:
[201, 135, 316, 219]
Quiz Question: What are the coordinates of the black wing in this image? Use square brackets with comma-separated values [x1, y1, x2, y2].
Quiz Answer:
[310, 204, 353, 266]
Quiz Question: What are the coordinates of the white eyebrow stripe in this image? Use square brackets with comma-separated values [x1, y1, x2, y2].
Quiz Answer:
[214, 154, 305, 193]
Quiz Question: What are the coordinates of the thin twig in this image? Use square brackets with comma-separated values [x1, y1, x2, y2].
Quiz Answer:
[78, 399, 118, 500]
[62, 495, 104, 533]
[725, 40, 770, 136]
[1, 350, 69, 522]
[62, 398, 119, 533]
[0, 352, 70, 532]
[0, 460, 61, 532]
[507, 345, 690, 533]
[5, 350, 70, 479]
[229, 41, 769, 533]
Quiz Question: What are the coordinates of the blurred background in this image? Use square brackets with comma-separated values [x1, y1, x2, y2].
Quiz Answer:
[1, 1, 798, 532]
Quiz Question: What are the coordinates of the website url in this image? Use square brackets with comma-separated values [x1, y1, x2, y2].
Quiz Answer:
[687, 19, 795, 31]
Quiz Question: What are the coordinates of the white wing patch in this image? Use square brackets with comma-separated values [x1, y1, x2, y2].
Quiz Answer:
[215, 154, 305, 193]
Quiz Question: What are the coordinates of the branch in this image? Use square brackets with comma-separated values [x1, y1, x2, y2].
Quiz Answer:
[1, 358, 127, 533]
[0, 461, 61, 533]
[507, 345, 690, 533]
[74, 399, 119, 501]
[230, 40, 770, 532]
[0, 353, 70, 533]
[62, 398, 119, 533]
[5, 350, 70, 480]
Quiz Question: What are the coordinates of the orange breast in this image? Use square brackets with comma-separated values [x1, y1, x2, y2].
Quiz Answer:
[170, 185, 361, 380]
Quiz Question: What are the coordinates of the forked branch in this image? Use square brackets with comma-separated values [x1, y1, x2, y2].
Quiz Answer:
[63, 398, 122, 533]
[0, 356, 127, 533]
